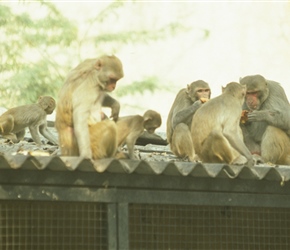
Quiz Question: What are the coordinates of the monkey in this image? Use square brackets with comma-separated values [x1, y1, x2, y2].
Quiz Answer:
[239, 74, 290, 165]
[166, 80, 211, 161]
[55, 55, 124, 159]
[88, 118, 118, 160]
[191, 82, 254, 167]
[0, 96, 58, 145]
[116, 110, 162, 159]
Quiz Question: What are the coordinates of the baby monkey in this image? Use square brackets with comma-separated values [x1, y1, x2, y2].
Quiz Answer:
[89, 110, 162, 160]
[0, 96, 58, 145]
[116, 110, 162, 159]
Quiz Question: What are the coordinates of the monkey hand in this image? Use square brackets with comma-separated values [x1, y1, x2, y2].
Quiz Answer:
[193, 100, 203, 108]
[246, 158, 255, 168]
[110, 102, 120, 121]
[247, 110, 277, 122]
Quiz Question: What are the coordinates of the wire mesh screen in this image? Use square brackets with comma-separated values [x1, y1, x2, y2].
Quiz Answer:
[129, 204, 290, 250]
[0, 201, 108, 250]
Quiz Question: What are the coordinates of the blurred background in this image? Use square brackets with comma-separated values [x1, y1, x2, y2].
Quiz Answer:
[1, 0, 290, 130]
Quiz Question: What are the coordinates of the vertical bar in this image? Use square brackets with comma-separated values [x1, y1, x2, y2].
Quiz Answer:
[107, 203, 117, 250]
[118, 203, 129, 250]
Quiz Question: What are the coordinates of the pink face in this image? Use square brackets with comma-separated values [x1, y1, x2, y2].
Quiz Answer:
[245, 91, 260, 110]
[105, 78, 117, 92]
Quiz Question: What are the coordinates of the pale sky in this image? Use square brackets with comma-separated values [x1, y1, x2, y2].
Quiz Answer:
[6, 1, 290, 130]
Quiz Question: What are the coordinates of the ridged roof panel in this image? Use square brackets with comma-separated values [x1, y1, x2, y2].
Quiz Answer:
[0, 153, 289, 183]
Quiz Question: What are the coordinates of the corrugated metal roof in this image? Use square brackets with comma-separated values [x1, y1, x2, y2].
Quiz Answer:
[0, 128, 290, 184]
[0, 152, 289, 184]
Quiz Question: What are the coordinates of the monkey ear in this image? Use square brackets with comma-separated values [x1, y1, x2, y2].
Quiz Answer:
[222, 86, 226, 93]
[144, 117, 152, 122]
[94, 59, 102, 70]
[186, 84, 190, 94]
[239, 77, 243, 83]
[143, 112, 152, 122]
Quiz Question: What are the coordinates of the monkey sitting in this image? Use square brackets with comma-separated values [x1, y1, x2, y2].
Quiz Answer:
[116, 110, 162, 159]
[0, 96, 58, 145]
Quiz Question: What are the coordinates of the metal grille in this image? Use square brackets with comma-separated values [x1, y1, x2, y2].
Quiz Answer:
[0, 201, 108, 250]
[129, 204, 290, 250]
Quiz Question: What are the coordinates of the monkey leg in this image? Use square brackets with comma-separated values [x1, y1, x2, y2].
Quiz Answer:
[0, 114, 14, 134]
[16, 129, 26, 142]
[58, 126, 79, 156]
[171, 123, 197, 161]
[89, 120, 117, 160]
[200, 130, 243, 164]
[2, 133, 18, 142]
[261, 126, 290, 165]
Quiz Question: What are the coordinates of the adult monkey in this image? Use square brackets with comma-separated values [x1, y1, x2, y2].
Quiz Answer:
[239, 74, 290, 165]
[191, 82, 254, 167]
[55, 55, 124, 158]
[166, 80, 211, 161]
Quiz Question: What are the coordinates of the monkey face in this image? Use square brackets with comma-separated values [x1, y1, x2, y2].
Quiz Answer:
[196, 88, 211, 101]
[105, 79, 117, 92]
[146, 126, 158, 134]
[240, 75, 269, 110]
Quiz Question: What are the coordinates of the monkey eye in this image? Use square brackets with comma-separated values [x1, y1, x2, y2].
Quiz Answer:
[247, 91, 258, 95]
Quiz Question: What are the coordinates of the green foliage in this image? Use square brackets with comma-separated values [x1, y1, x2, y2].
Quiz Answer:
[115, 76, 160, 97]
[0, 1, 77, 107]
[0, 1, 194, 108]
[94, 23, 189, 45]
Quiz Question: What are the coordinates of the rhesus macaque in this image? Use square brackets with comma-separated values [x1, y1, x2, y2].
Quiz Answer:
[239, 74, 290, 165]
[166, 80, 211, 161]
[0, 96, 58, 145]
[191, 82, 254, 167]
[55, 55, 124, 159]
[116, 110, 162, 159]
[88, 119, 118, 160]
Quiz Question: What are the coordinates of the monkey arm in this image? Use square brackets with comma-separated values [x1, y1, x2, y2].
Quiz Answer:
[39, 124, 58, 145]
[28, 125, 42, 145]
[247, 109, 290, 131]
[102, 93, 120, 121]
[125, 131, 142, 159]
[172, 101, 202, 129]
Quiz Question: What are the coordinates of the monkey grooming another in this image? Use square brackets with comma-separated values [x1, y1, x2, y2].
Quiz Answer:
[166, 80, 211, 161]
[0, 96, 58, 145]
[115, 110, 162, 159]
[55, 55, 124, 159]
[191, 82, 254, 167]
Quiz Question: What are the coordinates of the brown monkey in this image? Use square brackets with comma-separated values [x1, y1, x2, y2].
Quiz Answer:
[191, 82, 254, 167]
[88, 119, 118, 160]
[166, 80, 211, 161]
[116, 110, 162, 159]
[0, 96, 58, 145]
[239, 74, 290, 165]
[55, 55, 124, 159]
